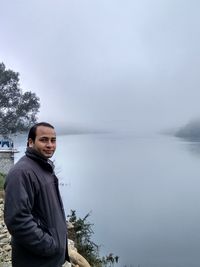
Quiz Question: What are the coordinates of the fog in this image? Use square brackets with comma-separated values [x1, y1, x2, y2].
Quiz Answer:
[1, 0, 200, 133]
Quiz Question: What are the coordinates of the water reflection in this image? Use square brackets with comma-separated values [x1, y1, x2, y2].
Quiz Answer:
[177, 136, 200, 157]
[187, 141, 200, 156]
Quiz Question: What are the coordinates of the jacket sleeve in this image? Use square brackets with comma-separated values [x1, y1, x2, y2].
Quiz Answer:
[4, 168, 58, 257]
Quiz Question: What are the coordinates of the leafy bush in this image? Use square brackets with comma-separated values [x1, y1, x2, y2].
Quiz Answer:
[67, 210, 119, 267]
[68, 210, 102, 266]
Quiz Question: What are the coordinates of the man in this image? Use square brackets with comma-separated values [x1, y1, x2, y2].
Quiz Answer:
[4, 122, 70, 267]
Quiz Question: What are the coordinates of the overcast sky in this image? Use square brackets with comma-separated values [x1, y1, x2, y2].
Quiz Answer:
[1, 0, 200, 133]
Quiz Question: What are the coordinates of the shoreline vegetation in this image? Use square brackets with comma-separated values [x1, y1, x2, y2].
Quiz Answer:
[174, 119, 200, 141]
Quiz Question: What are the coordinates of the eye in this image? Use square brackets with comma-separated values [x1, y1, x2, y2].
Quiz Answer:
[39, 137, 48, 142]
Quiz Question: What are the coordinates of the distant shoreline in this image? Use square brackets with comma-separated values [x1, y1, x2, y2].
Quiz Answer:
[174, 119, 200, 141]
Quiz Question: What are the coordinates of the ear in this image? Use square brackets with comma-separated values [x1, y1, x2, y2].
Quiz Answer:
[28, 138, 34, 147]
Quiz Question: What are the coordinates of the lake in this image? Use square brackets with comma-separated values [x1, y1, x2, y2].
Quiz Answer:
[14, 132, 200, 267]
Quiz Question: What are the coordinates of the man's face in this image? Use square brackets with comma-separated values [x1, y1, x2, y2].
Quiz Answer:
[29, 126, 56, 158]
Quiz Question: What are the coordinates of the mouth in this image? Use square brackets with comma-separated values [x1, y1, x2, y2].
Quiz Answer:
[44, 150, 54, 154]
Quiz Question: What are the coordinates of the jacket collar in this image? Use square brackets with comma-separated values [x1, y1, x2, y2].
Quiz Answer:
[25, 147, 55, 173]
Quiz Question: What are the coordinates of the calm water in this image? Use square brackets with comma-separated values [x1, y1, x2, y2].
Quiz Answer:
[14, 132, 200, 267]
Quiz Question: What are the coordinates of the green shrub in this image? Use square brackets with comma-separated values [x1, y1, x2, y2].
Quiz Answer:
[0, 172, 5, 190]
[68, 210, 103, 266]
[67, 210, 119, 267]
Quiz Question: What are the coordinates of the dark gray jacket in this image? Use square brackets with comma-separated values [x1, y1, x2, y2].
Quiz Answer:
[4, 148, 70, 267]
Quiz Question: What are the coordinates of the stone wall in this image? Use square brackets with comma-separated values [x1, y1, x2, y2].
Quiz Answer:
[0, 152, 14, 175]
[0, 198, 11, 267]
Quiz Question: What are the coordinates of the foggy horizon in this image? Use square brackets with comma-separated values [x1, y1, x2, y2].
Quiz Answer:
[1, 0, 200, 135]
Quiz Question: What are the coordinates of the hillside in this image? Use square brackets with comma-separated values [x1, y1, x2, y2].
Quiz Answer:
[175, 119, 200, 141]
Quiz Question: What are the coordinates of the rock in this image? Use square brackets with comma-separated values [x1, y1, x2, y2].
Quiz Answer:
[67, 221, 74, 230]
[67, 240, 90, 267]
[0, 233, 7, 240]
[0, 199, 11, 265]
[68, 250, 91, 267]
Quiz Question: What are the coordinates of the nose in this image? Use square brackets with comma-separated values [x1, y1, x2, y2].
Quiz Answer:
[46, 140, 55, 147]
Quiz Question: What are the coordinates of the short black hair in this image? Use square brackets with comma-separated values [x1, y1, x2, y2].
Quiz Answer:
[27, 122, 55, 147]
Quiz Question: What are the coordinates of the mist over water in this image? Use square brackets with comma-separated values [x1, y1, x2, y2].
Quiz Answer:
[14, 132, 200, 267]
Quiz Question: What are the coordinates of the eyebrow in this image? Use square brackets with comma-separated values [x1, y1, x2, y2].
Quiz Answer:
[39, 136, 56, 140]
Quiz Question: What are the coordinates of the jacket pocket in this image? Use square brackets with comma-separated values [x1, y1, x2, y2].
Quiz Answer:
[36, 217, 51, 235]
